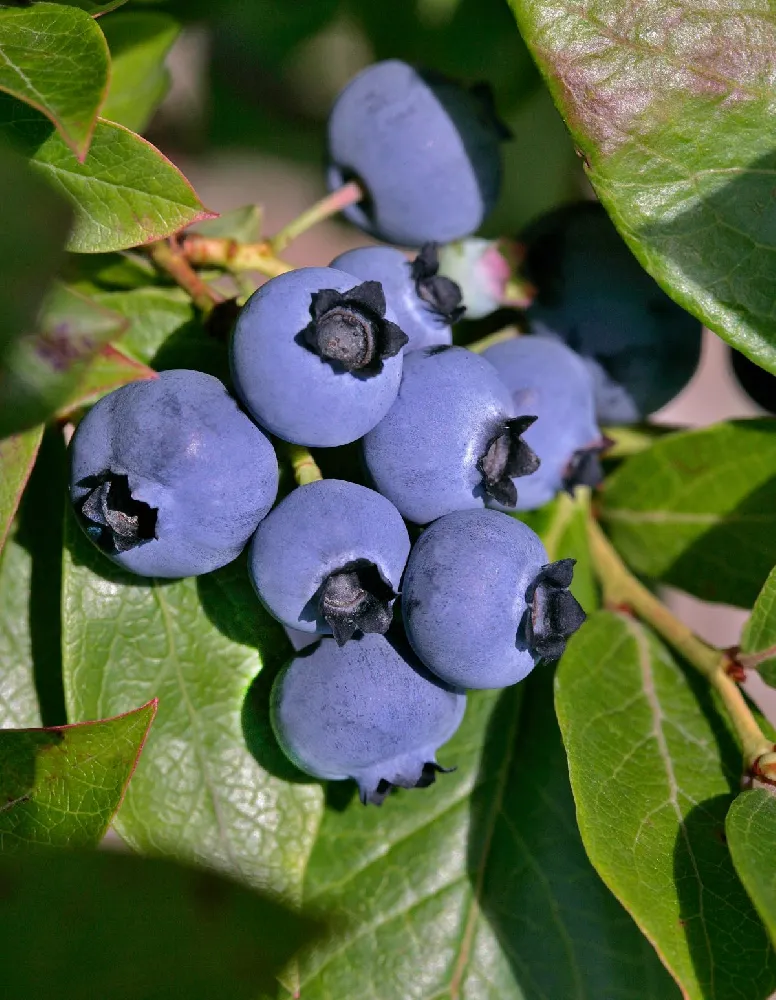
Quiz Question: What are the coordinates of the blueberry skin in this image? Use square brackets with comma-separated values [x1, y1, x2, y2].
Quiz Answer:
[231, 267, 404, 447]
[331, 246, 453, 351]
[363, 346, 517, 524]
[327, 60, 503, 246]
[69, 369, 278, 578]
[730, 348, 776, 415]
[524, 201, 702, 422]
[271, 633, 466, 804]
[402, 509, 548, 689]
[249, 479, 410, 634]
[483, 335, 601, 510]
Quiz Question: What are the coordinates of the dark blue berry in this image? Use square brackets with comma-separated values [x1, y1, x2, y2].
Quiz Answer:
[69, 370, 278, 578]
[330, 244, 463, 351]
[327, 60, 506, 246]
[482, 335, 605, 510]
[523, 202, 702, 422]
[402, 509, 585, 689]
[363, 346, 539, 524]
[231, 267, 408, 447]
[730, 348, 776, 414]
[250, 480, 410, 644]
[271, 633, 466, 804]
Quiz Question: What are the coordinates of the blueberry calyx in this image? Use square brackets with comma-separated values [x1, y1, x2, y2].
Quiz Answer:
[563, 437, 613, 494]
[410, 244, 466, 324]
[361, 761, 453, 806]
[78, 473, 157, 554]
[478, 415, 540, 507]
[303, 280, 408, 374]
[525, 558, 586, 661]
[319, 559, 396, 646]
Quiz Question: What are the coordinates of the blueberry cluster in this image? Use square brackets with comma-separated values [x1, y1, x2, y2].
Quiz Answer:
[69, 59, 700, 805]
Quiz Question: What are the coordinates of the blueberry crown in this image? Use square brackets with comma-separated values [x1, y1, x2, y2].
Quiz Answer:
[77, 472, 157, 554]
[359, 761, 453, 806]
[302, 280, 408, 375]
[410, 244, 465, 325]
[478, 415, 541, 507]
[524, 558, 586, 661]
[563, 437, 613, 495]
[318, 559, 397, 646]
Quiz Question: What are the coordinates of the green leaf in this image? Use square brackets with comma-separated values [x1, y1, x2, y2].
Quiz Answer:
[50, 1, 131, 13]
[296, 669, 676, 999]
[0, 141, 71, 363]
[57, 343, 156, 418]
[0, 426, 43, 557]
[509, 0, 776, 373]
[64, 249, 160, 292]
[741, 566, 776, 685]
[0, 283, 127, 437]
[90, 286, 232, 381]
[0, 699, 156, 851]
[727, 790, 776, 948]
[0, 535, 41, 729]
[101, 12, 180, 133]
[62, 512, 323, 897]
[600, 420, 776, 607]
[0, 96, 215, 252]
[190, 203, 263, 242]
[556, 610, 776, 999]
[93, 286, 194, 360]
[0, 850, 319, 1000]
[0, 3, 109, 159]
[518, 490, 599, 611]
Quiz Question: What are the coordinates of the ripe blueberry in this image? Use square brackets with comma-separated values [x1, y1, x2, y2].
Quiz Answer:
[523, 201, 702, 422]
[362, 346, 539, 524]
[327, 60, 508, 246]
[69, 369, 278, 578]
[402, 509, 586, 689]
[330, 244, 463, 351]
[249, 479, 410, 644]
[271, 632, 466, 805]
[482, 335, 607, 510]
[730, 348, 776, 414]
[231, 267, 408, 447]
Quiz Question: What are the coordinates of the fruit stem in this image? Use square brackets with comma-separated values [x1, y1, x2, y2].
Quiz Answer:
[287, 445, 323, 486]
[180, 234, 294, 277]
[147, 240, 225, 315]
[269, 180, 364, 253]
[467, 326, 520, 354]
[586, 514, 773, 768]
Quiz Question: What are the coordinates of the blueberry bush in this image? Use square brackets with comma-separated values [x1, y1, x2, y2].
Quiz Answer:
[2, 2, 776, 998]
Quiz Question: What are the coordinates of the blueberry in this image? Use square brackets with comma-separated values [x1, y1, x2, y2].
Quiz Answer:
[523, 201, 702, 422]
[730, 348, 776, 414]
[330, 244, 463, 351]
[250, 479, 410, 644]
[436, 238, 512, 320]
[362, 346, 540, 524]
[327, 60, 508, 246]
[271, 633, 466, 804]
[69, 369, 278, 578]
[402, 509, 586, 689]
[231, 267, 408, 447]
[482, 335, 606, 510]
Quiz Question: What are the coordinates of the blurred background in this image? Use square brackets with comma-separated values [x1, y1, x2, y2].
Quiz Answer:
[145, 0, 770, 703]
